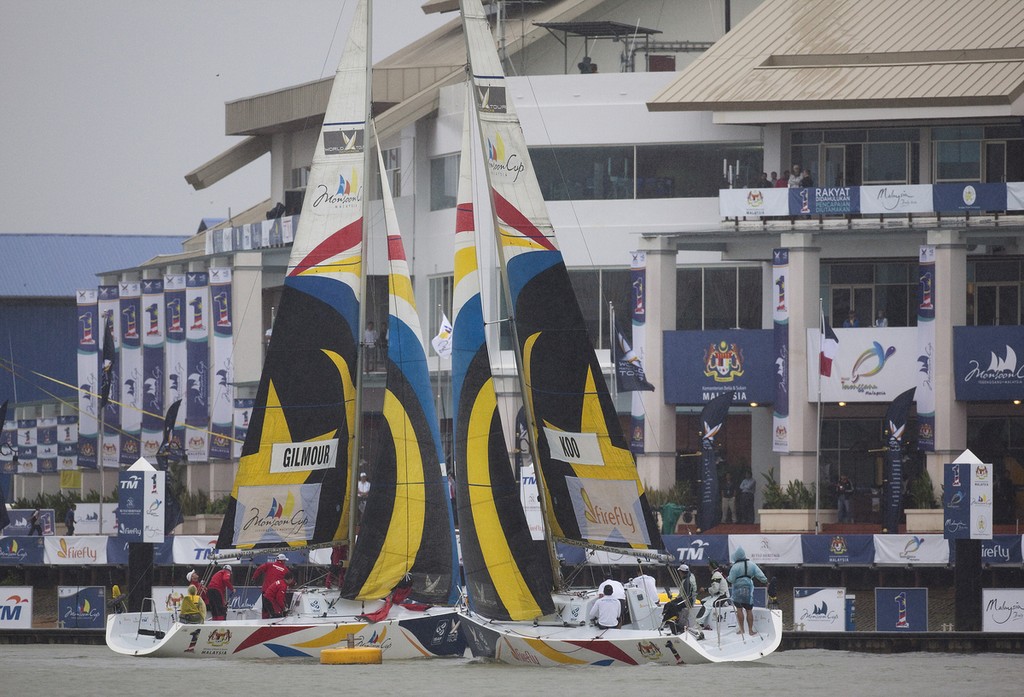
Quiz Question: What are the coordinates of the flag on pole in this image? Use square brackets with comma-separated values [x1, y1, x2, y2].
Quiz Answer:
[431, 314, 453, 358]
[99, 318, 116, 409]
[819, 313, 839, 377]
[613, 324, 654, 392]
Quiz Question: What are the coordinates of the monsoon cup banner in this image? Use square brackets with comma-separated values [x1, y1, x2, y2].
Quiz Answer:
[793, 587, 847, 632]
[58, 586, 105, 629]
[720, 183, 1011, 218]
[953, 326, 1024, 401]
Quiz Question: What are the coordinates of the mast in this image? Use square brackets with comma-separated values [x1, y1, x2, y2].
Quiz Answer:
[347, 0, 373, 551]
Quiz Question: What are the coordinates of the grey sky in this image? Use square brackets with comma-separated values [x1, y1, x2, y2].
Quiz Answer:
[0, 1, 449, 236]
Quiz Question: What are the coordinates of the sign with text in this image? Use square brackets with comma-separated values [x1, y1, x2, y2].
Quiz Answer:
[807, 327, 919, 402]
[728, 534, 803, 565]
[663, 330, 774, 405]
[43, 536, 109, 565]
[0, 586, 33, 628]
[793, 587, 847, 632]
[982, 588, 1024, 632]
[873, 534, 950, 565]
[944, 451, 993, 540]
[952, 326, 1024, 401]
[58, 586, 105, 629]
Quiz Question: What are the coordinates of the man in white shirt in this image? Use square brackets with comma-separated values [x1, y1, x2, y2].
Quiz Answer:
[588, 585, 621, 630]
[629, 568, 659, 606]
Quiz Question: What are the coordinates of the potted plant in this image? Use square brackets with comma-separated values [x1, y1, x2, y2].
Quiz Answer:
[904, 469, 942, 532]
[758, 468, 836, 532]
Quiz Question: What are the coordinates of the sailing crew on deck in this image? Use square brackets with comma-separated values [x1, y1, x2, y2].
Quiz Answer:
[206, 565, 234, 621]
[266, 572, 296, 619]
[695, 560, 730, 630]
[728, 547, 768, 637]
[179, 584, 207, 624]
[254, 553, 291, 619]
[588, 584, 621, 630]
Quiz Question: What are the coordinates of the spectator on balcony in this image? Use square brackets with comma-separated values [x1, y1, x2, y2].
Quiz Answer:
[843, 310, 860, 328]
[874, 310, 888, 327]
[800, 169, 814, 187]
[755, 172, 772, 188]
[787, 165, 804, 187]
[774, 171, 788, 187]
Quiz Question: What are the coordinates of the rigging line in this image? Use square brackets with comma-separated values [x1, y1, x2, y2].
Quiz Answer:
[0, 357, 242, 444]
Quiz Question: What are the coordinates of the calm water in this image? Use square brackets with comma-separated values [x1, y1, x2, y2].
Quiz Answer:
[2, 645, 1018, 696]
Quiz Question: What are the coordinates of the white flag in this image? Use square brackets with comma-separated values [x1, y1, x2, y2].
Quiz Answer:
[431, 314, 453, 358]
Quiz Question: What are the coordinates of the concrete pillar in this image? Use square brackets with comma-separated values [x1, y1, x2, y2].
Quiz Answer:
[636, 237, 677, 490]
[778, 233, 821, 488]
[924, 230, 967, 497]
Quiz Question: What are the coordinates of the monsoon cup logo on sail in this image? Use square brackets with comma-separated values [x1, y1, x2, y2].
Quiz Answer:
[312, 169, 362, 209]
[235, 484, 318, 545]
[486, 132, 526, 183]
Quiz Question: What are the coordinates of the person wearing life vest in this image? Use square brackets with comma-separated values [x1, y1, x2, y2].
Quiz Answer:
[253, 553, 290, 619]
[727, 547, 767, 636]
[179, 584, 207, 624]
[696, 559, 730, 630]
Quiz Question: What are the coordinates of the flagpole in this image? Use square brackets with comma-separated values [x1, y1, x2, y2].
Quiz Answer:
[815, 298, 823, 535]
[608, 302, 617, 401]
[99, 408, 106, 534]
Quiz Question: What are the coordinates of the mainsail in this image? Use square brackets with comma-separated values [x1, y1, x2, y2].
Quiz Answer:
[461, 0, 662, 555]
[452, 101, 555, 620]
[341, 140, 459, 604]
[216, 0, 368, 551]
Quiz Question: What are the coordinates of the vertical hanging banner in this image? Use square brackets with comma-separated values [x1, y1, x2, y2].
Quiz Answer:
[772, 248, 790, 452]
[97, 284, 121, 468]
[629, 251, 647, 453]
[882, 388, 915, 533]
[944, 449, 994, 540]
[76, 289, 99, 469]
[0, 418, 15, 475]
[208, 268, 233, 460]
[698, 393, 732, 531]
[164, 275, 187, 456]
[233, 398, 254, 460]
[57, 415, 78, 470]
[36, 417, 58, 474]
[916, 246, 936, 451]
[16, 418, 37, 473]
[185, 272, 210, 462]
[57, 586, 106, 629]
[119, 282, 142, 465]
[141, 278, 165, 459]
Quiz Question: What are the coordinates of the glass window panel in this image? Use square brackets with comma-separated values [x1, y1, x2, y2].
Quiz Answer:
[976, 286, 998, 325]
[998, 285, 1019, 325]
[933, 126, 984, 141]
[602, 269, 633, 343]
[829, 264, 873, 284]
[737, 267, 762, 328]
[974, 260, 1020, 282]
[868, 128, 920, 142]
[875, 263, 909, 283]
[429, 154, 458, 210]
[676, 269, 702, 329]
[986, 124, 1024, 139]
[792, 131, 823, 145]
[428, 276, 454, 340]
[876, 285, 908, 327]
[863, 142, 907, 183]
[636, 143, 762, 197]
[824, 129, 866, 143]
[821, 420, 840, 448]
[568, 270, 601, 345]
[788, 145, 819, 184]
[936, 141, 981, 181]
[530, 147, 633, 201]
[704, 267, 737, 329]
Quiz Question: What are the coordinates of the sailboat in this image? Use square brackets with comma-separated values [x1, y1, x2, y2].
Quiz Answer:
[453, 0, 781, 665]
[105, 0, 464, 660]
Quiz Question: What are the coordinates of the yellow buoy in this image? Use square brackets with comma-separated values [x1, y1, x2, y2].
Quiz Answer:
[320, 647, 383, 665]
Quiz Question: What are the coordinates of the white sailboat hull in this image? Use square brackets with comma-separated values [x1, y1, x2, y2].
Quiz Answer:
[106, 588, 466, 660]
[459, 592, 782, 666]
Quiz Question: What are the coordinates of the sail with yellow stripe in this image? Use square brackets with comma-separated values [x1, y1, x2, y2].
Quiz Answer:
[216, 0, 369, 551]
[462, 0, 662, 554]
[452, 102, 554, 621]
[341, 140, 459, 605]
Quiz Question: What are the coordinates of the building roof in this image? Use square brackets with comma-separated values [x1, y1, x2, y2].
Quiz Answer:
[648, 0, 1024, 117]
[0, 234, 188, 298]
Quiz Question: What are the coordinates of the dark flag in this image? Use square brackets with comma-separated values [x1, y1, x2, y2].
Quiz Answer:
[155, 399, 185, 531]
[613, 324, 654, 392]
[698, 392, 733, 531]
[883, 387, 916, 533]
[99, 318, 116, 410]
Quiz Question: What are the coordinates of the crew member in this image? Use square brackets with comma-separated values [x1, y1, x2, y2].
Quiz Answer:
[253, 553, 291, 619]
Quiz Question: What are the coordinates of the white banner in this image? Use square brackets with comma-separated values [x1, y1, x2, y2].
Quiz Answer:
[728, 534, 803, 565]
[543, 428, 604, 465]
[520, 464, 545, 541]
[73, 503, 119, 535]
[860, 185, 934, 214]
[793, 587, 846, 632]
[172, 535, 219, 565]
[1006, 182, 1024, 210]
[807, 327, 920, 402]
[0, 586, 33, 629]
[971, 461, 994, 539]
[719, 188, 789, 217]
[982, 588, 1024, 632]
[873, 534, 950, 565]
[43, 536, 109, 565]
[566, 477, 650, 546]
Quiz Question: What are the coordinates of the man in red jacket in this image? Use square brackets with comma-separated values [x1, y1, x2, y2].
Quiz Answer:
[266, 573, 295, 619]
[206, 566, 234, 621]
[253, 553, 290, 619]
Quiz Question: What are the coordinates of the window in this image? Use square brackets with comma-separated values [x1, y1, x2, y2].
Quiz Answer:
[823, 261, 918, 327]
[637, 143, 763, 196]
[935, 141, 981, 182]
[863, 142, 908, 183]
[382, 147, 401, 197]
[428, 275, 454, 344]
[674, 266, 762, 330]
[530, 147, 633, 201]
[430, 154, 458, 210]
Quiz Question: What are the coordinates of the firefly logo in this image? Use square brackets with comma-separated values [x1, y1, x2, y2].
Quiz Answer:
[581, 488, 636, 534]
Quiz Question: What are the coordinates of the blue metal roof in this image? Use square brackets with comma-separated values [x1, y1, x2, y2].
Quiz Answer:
[0, 234, 188, 297]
